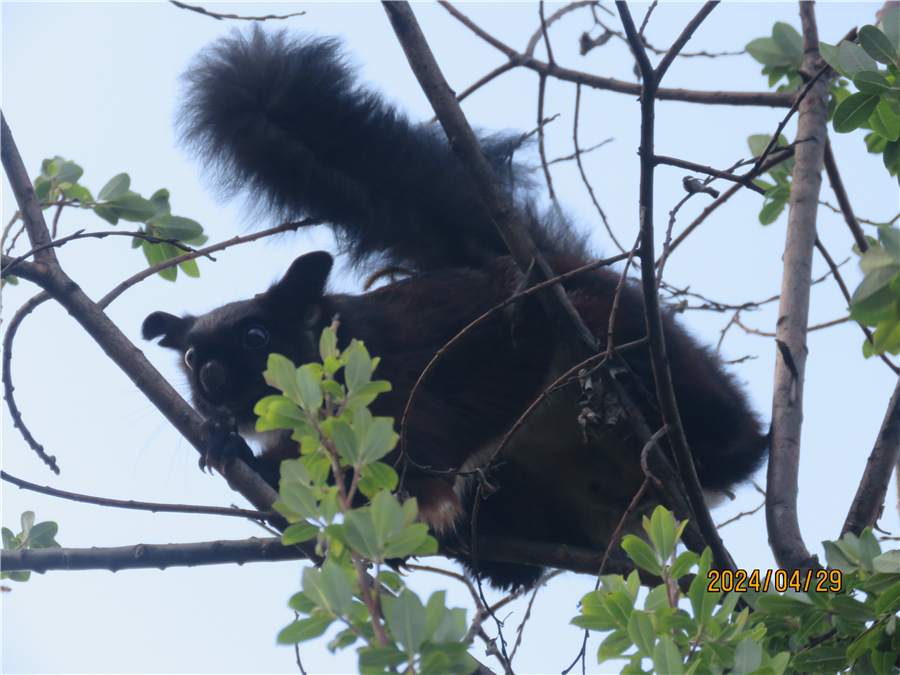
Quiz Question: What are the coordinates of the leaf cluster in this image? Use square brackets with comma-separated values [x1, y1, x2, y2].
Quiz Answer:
[746, 529, 900, 675]
[746, 22, 805, 91]
[850, 225, 900, 358]
[11, 156, 207, 283]
[257, 326, 471, 674]
[572, 507, 900, 674]
[820, 10, 900, 179]
[1, 511, 60, 583]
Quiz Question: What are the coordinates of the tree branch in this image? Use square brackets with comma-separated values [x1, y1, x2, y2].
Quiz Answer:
[766, 1, 829, 573]
[0, 111, 286, 529]
[1, 537, 312, 573]
[438, 2, 795, 107]
[841, 375, 900, 537]
[616, 0, 736, 573]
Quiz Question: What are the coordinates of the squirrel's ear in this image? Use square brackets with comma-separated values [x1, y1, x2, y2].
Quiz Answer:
[142, 312, 195, 351]
[273, 251, 334, 302]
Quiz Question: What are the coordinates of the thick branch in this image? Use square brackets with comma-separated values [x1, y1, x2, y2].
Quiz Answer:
[1, 537, 312, 573]
[0, 111, 285, 527]
[766, 2, 828, 573]
[1, 112, 55, 260]
[841, 376, 900, 537]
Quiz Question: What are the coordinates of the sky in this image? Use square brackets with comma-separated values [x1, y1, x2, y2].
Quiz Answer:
[1, 2, 897, 674]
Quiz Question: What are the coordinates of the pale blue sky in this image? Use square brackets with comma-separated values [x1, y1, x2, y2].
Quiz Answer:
[2, 2, 896, 674]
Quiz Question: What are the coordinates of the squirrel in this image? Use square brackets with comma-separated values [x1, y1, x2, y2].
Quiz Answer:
[142, 27, 768, 590]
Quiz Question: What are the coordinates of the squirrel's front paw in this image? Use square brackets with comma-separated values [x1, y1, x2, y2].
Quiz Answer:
[198, 413, 255, 474]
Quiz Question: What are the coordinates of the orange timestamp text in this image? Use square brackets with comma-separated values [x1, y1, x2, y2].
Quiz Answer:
[707, 568, 842, 593]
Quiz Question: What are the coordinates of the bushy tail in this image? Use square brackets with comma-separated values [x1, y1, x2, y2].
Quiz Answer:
[177, 27, 585, 272]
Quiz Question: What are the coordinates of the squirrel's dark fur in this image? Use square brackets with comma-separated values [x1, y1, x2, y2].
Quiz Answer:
[144, 28, 768, 590]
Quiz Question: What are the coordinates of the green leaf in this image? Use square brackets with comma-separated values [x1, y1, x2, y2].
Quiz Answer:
[850, 261, 900, 308]
[346, 380, 392, 408]
[105, 194, 157, 222]
[331, 419, 359, 465]
[358, 417, 398, 464]
[55, 160, 84, 186]
[746, 37, 795, 67]
[882, 7, 900, 53]
[847, 627, 883, 662]
[859, 25, 900, 66]
[263, 354, 303, 406]
[854, 69, 896, 94]
[622, 535, 663, 576]
[282, 521, 319, 544]
[830, 594, 876, 622]
[731, 638, 762, 675]
[357, 462, 398, 498]
[383, 523, 434, 559]
[97, 173, 131, 201]
[628, 610, 656, 657]
[603, 591, 635, 629]
[834, 92, 881, 133]
[358, 646, 406, 670]
[670, 550, 700, 580]
[756, 593, 814, 616]
[277, 613, 334, 644]
[789, 645, 848, 673]
[689, 549, 720, 624]
[319, 326, 339, 362]
[370, 490, 404, 544]
[152, 215, 204, 242]
[20, 512, 34, 538]
[309, 562, 354, 619]
[759, 198, 787, 225]
[870, 97, 900, 142]
[873, 548, 900, 573]
[383, 589, 425, 654]
[342, 510, 379, 560]
[344, 341, 373, 391]
[278, 482, 318, 520]
[859, 528, 882, 570]
[648, 505, 677, 559]
[652, 636, 684, 675]
[884, 138, 900, 176]
[796, 609, 830, 645]
[872, 650, 900, 674]
[422, 591, 448, 643]
[295, 366, 323, 412]
[597, 629, 633, 664]
[819, 42, 846, 77]
[772, 22, 803, 63]
[287, 591, 317, 614]
[839, 40, 880, 76]
[880, 226, 900, 261]
[178, 258, 200, 279]
[27, 521, 59, 548]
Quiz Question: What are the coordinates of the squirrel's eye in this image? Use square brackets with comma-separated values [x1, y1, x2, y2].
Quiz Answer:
[243, 326, 269, 349]
[184, 348, 196, 370]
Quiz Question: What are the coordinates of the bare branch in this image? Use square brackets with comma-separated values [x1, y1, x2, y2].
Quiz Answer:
[616, 0, 737, 573]
[1, 470, 277, 520]
[1, 537, 313, 573]
[766, 1, 830, 573]
[438, 2, 794, 108]
[842, 376, 900, 537]
[823, 137, 869, 252]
